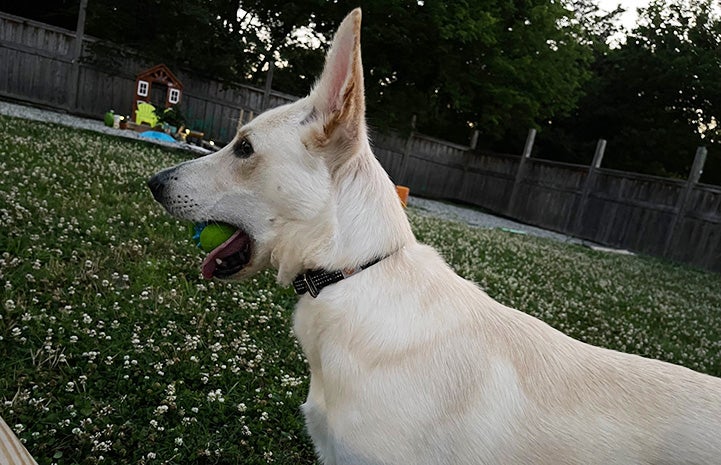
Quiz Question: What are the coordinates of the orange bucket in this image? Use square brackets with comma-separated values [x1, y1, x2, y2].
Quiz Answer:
[396, 185, 410, 208]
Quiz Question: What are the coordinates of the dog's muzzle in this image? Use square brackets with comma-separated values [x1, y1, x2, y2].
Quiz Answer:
[148, 169, 175, 202]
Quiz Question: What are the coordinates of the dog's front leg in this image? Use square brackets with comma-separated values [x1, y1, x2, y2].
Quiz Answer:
[302, 375, 336, 465]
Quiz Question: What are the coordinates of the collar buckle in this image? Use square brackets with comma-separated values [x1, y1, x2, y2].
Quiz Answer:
[292, 271, 320, 298]
[303, 273, 320, 298]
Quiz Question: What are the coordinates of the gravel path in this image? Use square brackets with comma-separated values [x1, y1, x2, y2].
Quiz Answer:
[2, 99, 594, 247]
[408, 197, 585, 245]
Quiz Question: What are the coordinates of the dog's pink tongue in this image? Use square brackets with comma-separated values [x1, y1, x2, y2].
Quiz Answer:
[201, 229, 249, 279]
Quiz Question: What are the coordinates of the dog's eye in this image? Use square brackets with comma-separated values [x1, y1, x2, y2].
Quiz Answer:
[234, 138, 254, 159]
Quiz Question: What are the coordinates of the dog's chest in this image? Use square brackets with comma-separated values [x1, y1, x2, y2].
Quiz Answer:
[292, 300, 325, 371]
[291, 296, 371, 390]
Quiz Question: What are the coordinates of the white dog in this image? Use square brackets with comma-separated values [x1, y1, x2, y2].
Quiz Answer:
[149, 9, 721, 464]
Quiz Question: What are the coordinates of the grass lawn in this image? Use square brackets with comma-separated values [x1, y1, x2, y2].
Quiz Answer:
[1, 115, 720, 464]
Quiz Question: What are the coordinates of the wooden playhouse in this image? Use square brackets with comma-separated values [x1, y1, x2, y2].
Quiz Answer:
[133, 64, 183, 126]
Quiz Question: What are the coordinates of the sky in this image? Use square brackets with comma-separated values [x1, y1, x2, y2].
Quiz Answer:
[597, 0, 652, 30]
[595, 0, 654, 46]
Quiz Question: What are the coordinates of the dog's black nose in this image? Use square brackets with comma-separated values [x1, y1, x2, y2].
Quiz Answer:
[147, 173, 166, 202]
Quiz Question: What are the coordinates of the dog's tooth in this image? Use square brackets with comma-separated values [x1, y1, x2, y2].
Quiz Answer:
[215, 258, 223, 265]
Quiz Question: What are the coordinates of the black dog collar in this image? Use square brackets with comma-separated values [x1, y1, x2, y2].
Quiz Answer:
[292, 257, 383, 298]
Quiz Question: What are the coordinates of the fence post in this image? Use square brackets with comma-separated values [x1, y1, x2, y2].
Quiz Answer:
[459, 130, 481, 201]
[572, 139, 606, 236]
[663, 146, 707, 257]
[506, 128, 536, 216]
[469, 130, 480, 150]
[261, 61, 275, 111]
[66, 0, 88, 111]
[398, 115, 417, 185]
[237, 109, 245, 128]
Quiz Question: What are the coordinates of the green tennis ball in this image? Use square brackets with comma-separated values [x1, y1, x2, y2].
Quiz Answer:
[199, 223, 237, 252]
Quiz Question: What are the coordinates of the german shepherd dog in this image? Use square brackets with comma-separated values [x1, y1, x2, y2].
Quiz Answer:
[149, 9, 721, 465]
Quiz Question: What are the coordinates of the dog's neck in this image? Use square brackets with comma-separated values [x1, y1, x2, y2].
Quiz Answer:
[332, 151, 415, 261]
[273, 146, 415, 285]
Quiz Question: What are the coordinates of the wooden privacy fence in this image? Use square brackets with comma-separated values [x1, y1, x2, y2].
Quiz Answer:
[0, 11, 296, 144]
[377, 128, 721, 271]
[1, 11, 720, 271]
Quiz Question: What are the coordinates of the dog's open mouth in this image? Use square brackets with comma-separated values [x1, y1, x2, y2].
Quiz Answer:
[200, 229, 252, 279]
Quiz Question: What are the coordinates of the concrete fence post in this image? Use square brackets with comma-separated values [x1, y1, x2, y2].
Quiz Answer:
[663, 146, 707, 257]
[506, 128, 536, 217]
[572, 139, 606, 236]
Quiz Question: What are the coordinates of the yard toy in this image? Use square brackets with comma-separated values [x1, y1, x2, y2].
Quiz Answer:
[396, 185, 409, 208]
[104, 110, 115, 127]
[135, 102, 159, 127]
[194, 222, 238, 252]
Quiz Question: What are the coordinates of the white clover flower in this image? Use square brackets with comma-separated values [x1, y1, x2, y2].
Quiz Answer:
[206, 389, 224, 403]
[154, 405, 169, 415]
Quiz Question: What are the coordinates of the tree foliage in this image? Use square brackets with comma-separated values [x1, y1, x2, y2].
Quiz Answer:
[83, 0, 252, 81]
[3, 0, 80, 30]
[303, 1, 593, 146]
[538, 0, 721, 182]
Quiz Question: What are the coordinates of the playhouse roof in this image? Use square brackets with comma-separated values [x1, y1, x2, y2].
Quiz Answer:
[136, 64, 183, 90]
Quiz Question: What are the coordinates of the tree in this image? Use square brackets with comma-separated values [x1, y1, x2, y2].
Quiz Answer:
[80, 0, 255, 82]
[538, 0, 721, 183]
[289, 0, 594, 147]
[234, 1, 329, 93]
[2, 0, 80, 29]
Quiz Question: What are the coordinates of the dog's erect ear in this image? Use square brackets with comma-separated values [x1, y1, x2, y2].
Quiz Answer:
[310, 8, 365, 145]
